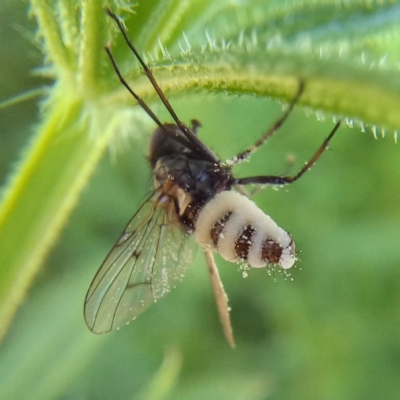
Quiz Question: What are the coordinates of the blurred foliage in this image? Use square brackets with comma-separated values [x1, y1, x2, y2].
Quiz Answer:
[1, 0, 400, 399]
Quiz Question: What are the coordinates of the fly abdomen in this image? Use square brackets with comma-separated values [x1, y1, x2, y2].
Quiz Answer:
[195, 191, 296, 269]
[235, 225, 256, 260]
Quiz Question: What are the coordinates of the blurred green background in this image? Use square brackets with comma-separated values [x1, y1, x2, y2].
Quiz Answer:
[1, 1, 400, 400]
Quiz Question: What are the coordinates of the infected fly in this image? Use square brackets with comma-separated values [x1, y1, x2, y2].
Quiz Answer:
[84, 8, 341, 347]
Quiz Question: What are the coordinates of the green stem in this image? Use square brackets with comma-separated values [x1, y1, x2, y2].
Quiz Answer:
[30, 0, 73, 82]
[0, 92, 117, 341]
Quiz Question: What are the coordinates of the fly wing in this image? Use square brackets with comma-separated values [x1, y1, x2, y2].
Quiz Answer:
[84, 191, 194, 334]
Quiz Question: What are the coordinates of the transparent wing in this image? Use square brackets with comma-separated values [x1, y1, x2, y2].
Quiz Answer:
[84, 190, 194, 334]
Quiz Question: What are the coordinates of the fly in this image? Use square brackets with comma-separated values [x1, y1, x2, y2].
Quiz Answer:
[84, 8, 341, 347]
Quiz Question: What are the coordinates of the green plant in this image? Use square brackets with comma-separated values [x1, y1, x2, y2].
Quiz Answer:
[0, 0, 400, 400]
[1, 1, 400, 398]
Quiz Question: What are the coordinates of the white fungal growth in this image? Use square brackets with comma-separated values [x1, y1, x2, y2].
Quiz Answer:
[195, 191, 296, 269]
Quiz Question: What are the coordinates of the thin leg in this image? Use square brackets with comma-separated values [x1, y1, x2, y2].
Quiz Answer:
[235, 120, 341, 186]
[105, 46, 164, 128]
[105, 8, 218, 162]
[204, 250, 235, 348]
[105, 45, 193, 149]
[230, 81, 305, 164]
